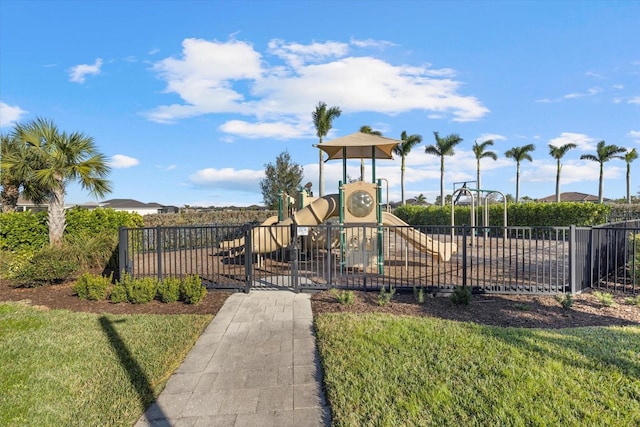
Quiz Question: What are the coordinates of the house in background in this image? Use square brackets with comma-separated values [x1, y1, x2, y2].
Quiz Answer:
[7, 198, 178, 215]
[99, 199, 178, 215]
[537, 192, 610, 203]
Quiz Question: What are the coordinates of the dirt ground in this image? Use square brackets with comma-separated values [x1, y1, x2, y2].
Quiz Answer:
[1, 279, 639, 328]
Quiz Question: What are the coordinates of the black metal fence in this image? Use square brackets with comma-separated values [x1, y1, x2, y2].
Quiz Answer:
[118, 221, 640, 295]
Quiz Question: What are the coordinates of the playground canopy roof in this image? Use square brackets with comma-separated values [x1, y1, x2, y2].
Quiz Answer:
[315, 132, 400, 161]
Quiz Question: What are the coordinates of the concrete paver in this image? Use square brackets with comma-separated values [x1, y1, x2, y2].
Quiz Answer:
[135, 291, 331, 426]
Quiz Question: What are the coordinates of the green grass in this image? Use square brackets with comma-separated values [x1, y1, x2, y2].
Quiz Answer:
[0, 302, 212, 427]
[315, 313, 640, 426]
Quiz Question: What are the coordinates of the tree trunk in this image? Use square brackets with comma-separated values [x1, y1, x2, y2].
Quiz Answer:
[627, 165, 631, 204]
[0, 183, 19, 213]
[555, 161, 561, 203]
[440, 157, 445, 207]
[598, 163, 604, 204]
[318, 148, 324, 197]
[48, 186, 66, 246]
[401, 157, 406, 205]
[515, 163, 520, 203]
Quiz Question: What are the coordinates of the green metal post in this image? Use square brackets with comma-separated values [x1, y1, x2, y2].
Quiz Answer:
[377, 179, 383, 274]
[371, 146, 376, 183]
[339, 181, 345, 273]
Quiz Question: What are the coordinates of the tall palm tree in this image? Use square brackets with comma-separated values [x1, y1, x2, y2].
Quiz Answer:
[359, 125, 383, 181]
[472, 139, 497, 192]
[504, 144, 535, 203]
[0, 133, 48, 212]
[424, 131, 463, 207]
[415, 193, 427, 205]
[548, 143, 577, 203]
[393, 130, 423, 205]
[312, 101, 341, 196]
[11, 117, 112, 245]
[579, 140, 626, 203]
[624, 148, 638, 204]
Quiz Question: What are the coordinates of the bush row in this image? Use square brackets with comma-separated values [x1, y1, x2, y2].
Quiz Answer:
[394, 202, 612, 227]
[0, 208, 143, 252]
[143, 210, 277, 227]
[72, 272, 207, 305]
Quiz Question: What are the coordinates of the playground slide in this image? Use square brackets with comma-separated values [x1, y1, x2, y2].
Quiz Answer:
[219, 195, 340, 254]
[381, 212, 457, 262]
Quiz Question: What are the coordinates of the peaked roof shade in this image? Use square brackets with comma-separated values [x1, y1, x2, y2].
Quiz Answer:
[315, 132, 401, 160]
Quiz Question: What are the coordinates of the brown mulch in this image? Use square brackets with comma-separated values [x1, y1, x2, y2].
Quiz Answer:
[0, 279, 231, 316]
[1, 278, 639, 329]
[310, 289, 640, 329]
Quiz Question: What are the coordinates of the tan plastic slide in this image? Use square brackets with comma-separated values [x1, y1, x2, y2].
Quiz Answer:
[381, 212, 457, 262]
[219, 194, 456, 262]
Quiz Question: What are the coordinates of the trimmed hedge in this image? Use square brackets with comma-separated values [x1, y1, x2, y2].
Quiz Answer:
[394, 202, 611, 227]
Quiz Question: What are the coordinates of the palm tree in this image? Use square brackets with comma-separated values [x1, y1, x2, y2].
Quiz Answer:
[504, 144, 535, 203]
[472, 139, 497, 194]
[548, 143, 577, 202]
[624, 148, 638, 204]
[393, 131, 423, 205]
[12, 117, 112, 245]
[579, 140, 626, 203]
[312, 102, 341, 196]
[359, 125, 383, 181]
[424, 132, 463, 207]
[0, 133, 48, 212]
[415, 193, 427, 205]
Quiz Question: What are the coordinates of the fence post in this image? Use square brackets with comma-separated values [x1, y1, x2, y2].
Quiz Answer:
[569, 225, 577, 294]
[462, 225, 468, 287]
[244, 225, 252, 293]
[155, 226, 163, 282]
[118, 227, 127, 281]
[290, 222, 299, 292]
[326, 222, 333, 286]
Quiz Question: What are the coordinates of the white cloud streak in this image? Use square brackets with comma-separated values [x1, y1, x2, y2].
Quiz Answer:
[110, 154, 139, 168]
[0, 101, 28, 127]
[69, 58, 103, 83]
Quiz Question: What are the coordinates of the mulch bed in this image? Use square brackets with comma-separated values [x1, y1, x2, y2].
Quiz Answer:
[1, 278, 639, 328]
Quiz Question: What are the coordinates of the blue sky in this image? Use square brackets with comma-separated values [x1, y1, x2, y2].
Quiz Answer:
[1, 0, 639, 207]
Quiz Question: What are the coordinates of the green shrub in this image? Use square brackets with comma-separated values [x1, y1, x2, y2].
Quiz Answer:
[0, 250, 34, 280]
[65, 207, 143, 236]
[450, 286, 472, 306]
[64, 231, 119, 270]
[555, 293, 574, 309]
[378, 285, 395, 306]
[126, 276, 158, 304]
[592, 291, 616, 307]
[180, 275, 206, 304]
[0, 211, 48, 252]
[10, 245, 78, 287]
[157, 277, 181, 303]
[624, 295, 640, 305]
[109, 282, 128, 303]
[413, 286, 425, 304]
[72, 272, 112, 301]
[330, 288, 355, 306]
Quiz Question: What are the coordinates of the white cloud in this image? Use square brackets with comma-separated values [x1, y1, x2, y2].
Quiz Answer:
[219, 120, 307, 139]
[475, 133, 506, 143]
[548, 132, 596, 151]
[189, 167, 264, 192]
[563, 87, 602, 99]
[69, 58, 103, 83]
[612, 84, 624, 90]
[627, 130, 640, 143]
[349, 38, 397, 49]
[629, 96, 640, 104]
[585, 70, 604, 79]
[0, 102, 27, 127]
[110, 154, 139, 168]
[145, 37, 489, 130]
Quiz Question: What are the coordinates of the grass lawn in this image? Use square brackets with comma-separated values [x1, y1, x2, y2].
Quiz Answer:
[0, 302, 212, 427]
[315, 313, 640, 426]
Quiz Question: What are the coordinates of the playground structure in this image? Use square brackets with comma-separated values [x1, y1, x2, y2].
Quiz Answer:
[220, 132, 458, 271]
[451, 185, 508, 247]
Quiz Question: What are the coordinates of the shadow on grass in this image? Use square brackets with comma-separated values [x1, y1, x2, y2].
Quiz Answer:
[99, 316, 167, 423]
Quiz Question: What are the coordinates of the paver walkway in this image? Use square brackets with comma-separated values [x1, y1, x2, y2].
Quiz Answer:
[135, 291, 331, 426]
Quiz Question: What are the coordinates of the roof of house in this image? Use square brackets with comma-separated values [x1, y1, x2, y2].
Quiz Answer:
[100, 199, 162, 209]
[537, 192, 609, 202]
